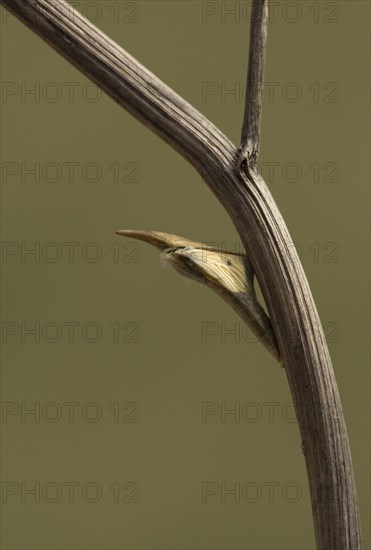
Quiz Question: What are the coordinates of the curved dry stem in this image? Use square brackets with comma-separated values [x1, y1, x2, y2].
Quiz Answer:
[0, 0, 362, 548]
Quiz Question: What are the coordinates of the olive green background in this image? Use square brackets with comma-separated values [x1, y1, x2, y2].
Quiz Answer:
[1, 1, 370, 549]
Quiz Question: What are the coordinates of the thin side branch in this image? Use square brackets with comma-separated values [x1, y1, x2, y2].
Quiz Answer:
[239, 0, 269, 169]
[0, 1, 362, 548]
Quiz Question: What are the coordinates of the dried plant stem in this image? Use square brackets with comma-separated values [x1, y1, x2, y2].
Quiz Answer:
[0, 0, 361, 548]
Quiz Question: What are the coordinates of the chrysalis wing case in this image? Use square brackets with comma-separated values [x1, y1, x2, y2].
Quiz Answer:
[116, 230, 281, 364]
